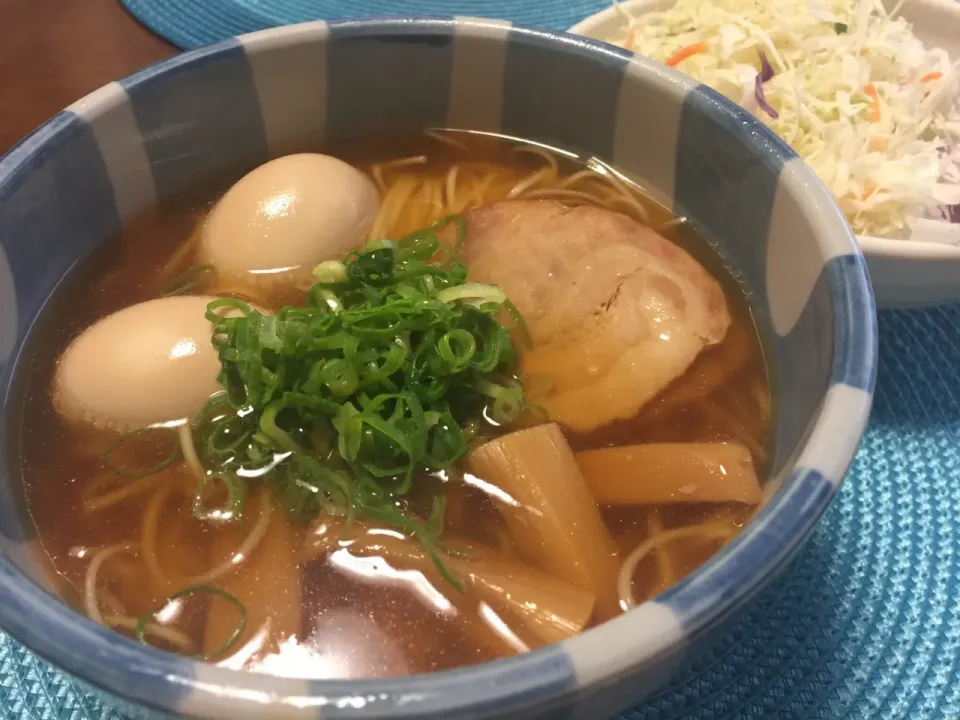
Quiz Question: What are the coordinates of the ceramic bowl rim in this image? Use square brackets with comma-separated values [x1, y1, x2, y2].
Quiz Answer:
[0, 15, 878, 719]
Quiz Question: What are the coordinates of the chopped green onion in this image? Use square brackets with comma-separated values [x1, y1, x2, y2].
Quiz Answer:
[195, 391, 232, 426]
[436, 283, 506, 305]
[103, 427, 180, 479]
[312, 260, 348, 284]
[491, 388, 524, 425]
[205, 418, 252, 457]
[202, 214, 533, 588]
[364, 238, 398, 253]
[437, 329, 477, 372]
[205, 297, 252, 321]
[259, 400, 302, 453]
[160, 264, 217, 297]
[135, 585, 246, 659]
[193, 473, 246, 522]
[503, 298, 532, 347]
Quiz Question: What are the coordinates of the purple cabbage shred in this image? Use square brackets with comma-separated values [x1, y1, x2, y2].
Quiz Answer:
[948, 205, 960, 223]
[755, 51, 779, 120]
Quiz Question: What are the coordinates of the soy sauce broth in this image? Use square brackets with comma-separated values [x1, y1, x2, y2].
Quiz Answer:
[15, 130, 771, 678]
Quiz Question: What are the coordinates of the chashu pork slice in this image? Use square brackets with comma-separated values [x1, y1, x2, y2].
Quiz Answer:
[460, 200, 730, 432]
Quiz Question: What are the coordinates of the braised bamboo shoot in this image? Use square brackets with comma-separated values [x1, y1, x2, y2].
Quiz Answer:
[467, 423, 619, 615]
[575, 442, 761, 505]
[304, 519, 594, 646]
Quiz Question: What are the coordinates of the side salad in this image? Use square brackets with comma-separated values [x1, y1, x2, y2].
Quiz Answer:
[611, 0, 960, 242]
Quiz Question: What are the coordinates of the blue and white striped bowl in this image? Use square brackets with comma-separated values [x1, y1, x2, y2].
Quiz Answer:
[0, 17, 877, 720]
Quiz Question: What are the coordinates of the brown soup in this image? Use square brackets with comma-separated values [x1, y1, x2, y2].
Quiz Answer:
[17, 130, 770, 679]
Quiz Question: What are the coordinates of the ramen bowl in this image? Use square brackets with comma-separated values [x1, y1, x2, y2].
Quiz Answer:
[0, 17, 876, 720]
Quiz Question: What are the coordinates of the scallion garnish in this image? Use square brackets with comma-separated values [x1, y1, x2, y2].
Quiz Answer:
[160, 264, 216, 297]
[135, 585, 246, 658]
[102, 427, 181, 479]
[199, 215, 530, 587]
[192, 472, 246, 522]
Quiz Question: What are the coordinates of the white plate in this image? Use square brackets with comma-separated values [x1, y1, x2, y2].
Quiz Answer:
[570, 0, 960, 308]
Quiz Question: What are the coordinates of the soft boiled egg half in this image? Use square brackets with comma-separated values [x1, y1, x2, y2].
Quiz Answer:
[201, 153, 379, 287]
[53, 296, 226, 431]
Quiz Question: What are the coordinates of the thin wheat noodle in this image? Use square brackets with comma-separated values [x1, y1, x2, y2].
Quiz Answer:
[752, 379, 772, 425]
[646, 512, 674, 589]
[407, 181, 426, 230]
[494, 525, 517, 558]
[161, 231, 199, 275]
[436, 176, 450, 215]
[421, 178, 441, 218]
[445, 166, 460, 209]
[369, 144, 660, 241]
[618, 524, 734, 610]
[570, 178, 619, 199]
[142, 484, 178, 586]
[379, 155, 428, 169]
[604, 192, 653, 221]
[507, 167, 553, 199]
[459, 168, 506, 210]
[432, 177, 445, 214]
[98, 587, 125, 616]
[85, 542, 137, 624]
[103, 615, 194, 653]
[522, 188, 611, 205]
[141, 487, 273, 587]
[510, 145, 559, 175]
[430, 184, 444, 223]
[371, 156, 428, 198]
[179, 423, 205, 481]
[558, 169, 604, 189]
[603, 171, 650, 219]
[425, 129, 468, 149]
[374, 176, 414, 239]
[600, 169, 652, 222]
[187, 491, 273, 585]
[372, 165, 387, 193]
[370, 176, 418, 241]
[458, 174, 495, 212]
[414, 179, 430, 217]
[701, 397, 766, 460]
[83, 472, 163, 512]
[415, 179, 440, 228]
[368, 186, 392, 240]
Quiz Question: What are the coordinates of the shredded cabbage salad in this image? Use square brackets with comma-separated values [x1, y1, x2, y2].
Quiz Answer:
[610, 0, 960, 242]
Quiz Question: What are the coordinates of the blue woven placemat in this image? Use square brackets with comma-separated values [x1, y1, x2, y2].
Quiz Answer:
[0, 3, 956, 718]
[119, 0, 612, 48]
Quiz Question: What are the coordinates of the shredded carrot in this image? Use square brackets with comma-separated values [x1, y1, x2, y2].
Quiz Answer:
[921, 72, 943, 83]
[869, 137, 887, 152]
[624, 26, 638, 51]
[666, 41, 707, 68]
[864, 84, 881, 122]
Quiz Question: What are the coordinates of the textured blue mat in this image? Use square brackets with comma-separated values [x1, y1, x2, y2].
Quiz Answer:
[119, 0, 612, 48]
[0, 2, 957, 718]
